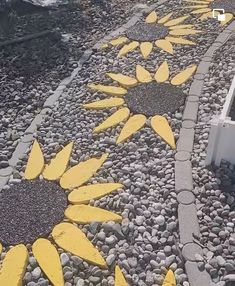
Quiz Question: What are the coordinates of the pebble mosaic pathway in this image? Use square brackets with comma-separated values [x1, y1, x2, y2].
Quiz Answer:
[0, 0, 235, 285]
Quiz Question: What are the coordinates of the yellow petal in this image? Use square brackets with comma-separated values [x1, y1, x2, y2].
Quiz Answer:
[101, 43, 109, 49]
[106, 73, 138, 88]
[68, 183, 123, 204]
[42, 142, 73, 180]
[164, 15, 189, 26]
[32, 239, 64, 286]
[151, 115, 176, 149]
[65, 205, 122, 224]
[0, 244, 28, 286]
[184, 5, 208, 8]
[52, 223, 107, 268]
[157, 12, 173, 24]
[191, 7, 211, 13]
[116, 114, 146, 144]
[115, 265, 128, 286]
[165, 36, 196, 45]
[25, 140, 44, 180]
[162, 269, 176, 286]
[169, 29, 202, 36]
[60, 153, 108, 189]
[83, 98, 125, 109]
[199, 11, 213, 20]
[0, 243, 2, 255]
[146, 11, 157, 23]
[136, 65, 152, 83]
[93, 108, 130, 133]
[221, 13, 233, 26]
[140, 42, 153, 59]
[110, 37, 129, 46]
[169, 24, 194, 29]
[171, 65, 197, 85]
[155, 39, 174, 54]
[88, 84, 127, 97]
[155, 61, 170, 83]
[118, 41, 139, 57]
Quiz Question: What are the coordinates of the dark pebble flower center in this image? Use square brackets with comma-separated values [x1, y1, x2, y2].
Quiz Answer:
[0, 180, 67, 245]
[125, 82, 186, 117]
[126, 22, 169, 42]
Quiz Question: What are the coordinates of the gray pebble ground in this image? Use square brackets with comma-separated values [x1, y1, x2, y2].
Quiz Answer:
[0, 0, 235, 285]
[192, 33, 235, 285]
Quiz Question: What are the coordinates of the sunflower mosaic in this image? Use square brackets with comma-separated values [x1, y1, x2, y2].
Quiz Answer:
[103, 10, 202, 58]
[83, 61, 197, 149]
[0, 141, 125, 285]
[184, 0, 234, 25]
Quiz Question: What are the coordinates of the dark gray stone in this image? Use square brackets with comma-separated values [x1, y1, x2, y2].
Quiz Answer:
[178, 204, 200, 244]
[177, 128, 195, 152]
[175, 160, 193, 192]
[185, 261, 213, 286]
[177, 190, 195, 205]
[183, 101, 199, 122]
[182, 243, 203, 261]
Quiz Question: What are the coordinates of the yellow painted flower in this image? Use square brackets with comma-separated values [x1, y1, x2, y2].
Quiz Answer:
[104, 10, 202, 58]
[0, 141, 124, 286]
[183, 0, 234, 25]
[83, 61, 197, 149]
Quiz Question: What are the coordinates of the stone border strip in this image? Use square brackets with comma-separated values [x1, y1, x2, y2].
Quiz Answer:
[0, 0, 168, 190]
[175, 20, 235, 286]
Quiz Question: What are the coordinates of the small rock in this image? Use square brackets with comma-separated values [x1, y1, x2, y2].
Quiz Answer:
[61, 253, 70, 266]
[32, 267, 41, 280]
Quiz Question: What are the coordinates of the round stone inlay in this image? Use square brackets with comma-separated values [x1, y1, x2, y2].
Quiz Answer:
[210, 0, 235, 14]
[125, 82, 186, 117]
[126, 22, 169, 42]
[177, 190, 195, 205]
[182, 242, 203, 261]
[0, 180, 67, 245]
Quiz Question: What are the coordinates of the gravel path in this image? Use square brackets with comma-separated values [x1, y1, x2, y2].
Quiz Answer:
[191, 32, 235, 285]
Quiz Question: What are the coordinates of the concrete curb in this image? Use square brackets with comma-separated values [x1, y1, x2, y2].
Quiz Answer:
[0, 0, 168, 189]
[175, 20, 235, 286]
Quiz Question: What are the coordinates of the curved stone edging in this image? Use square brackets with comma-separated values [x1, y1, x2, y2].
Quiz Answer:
[175, 20, 235, 286]
[0, 0, 168, 190]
